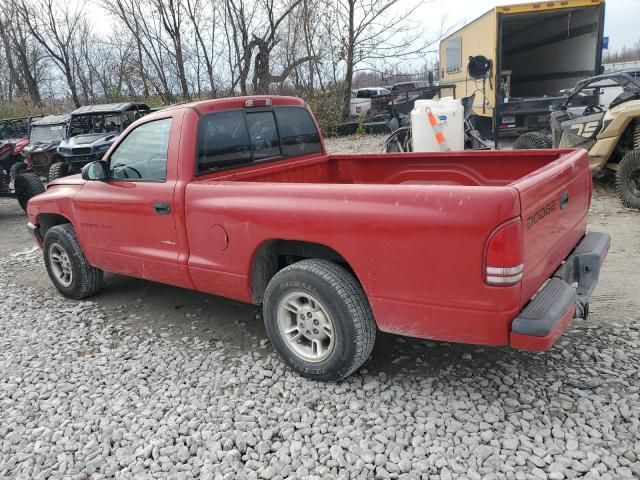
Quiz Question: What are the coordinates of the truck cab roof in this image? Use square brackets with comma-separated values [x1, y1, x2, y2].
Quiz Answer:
[161, 96, 306, 115]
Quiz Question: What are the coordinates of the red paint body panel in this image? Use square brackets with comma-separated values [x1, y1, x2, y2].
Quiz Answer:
[27, 96, 596, 349]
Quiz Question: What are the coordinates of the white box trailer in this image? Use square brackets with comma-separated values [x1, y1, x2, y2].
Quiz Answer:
[438, 0, 606, 146]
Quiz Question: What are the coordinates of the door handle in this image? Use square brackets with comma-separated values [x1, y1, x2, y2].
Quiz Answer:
[560, 191, 569, 210]
[153, 201, 171, 214]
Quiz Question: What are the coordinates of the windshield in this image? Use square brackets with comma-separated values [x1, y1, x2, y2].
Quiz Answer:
[30, 124, 66, 143]
[69, 113, 124, 136]
[0, 119, 28, 139]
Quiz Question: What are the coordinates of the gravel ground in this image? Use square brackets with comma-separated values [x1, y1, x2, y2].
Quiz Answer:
[1, 138, 639, 480]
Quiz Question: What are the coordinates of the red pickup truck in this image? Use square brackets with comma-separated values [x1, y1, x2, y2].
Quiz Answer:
[27, 96, 609, 380]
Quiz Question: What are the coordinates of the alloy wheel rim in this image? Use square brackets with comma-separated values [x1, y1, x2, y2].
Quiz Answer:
[49, 243, 73, 287]
[276, 291, 335, 363]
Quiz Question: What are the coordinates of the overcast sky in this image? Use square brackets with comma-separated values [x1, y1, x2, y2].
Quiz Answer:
[86, 0, 639, 55]
[418, 0, 640, 52]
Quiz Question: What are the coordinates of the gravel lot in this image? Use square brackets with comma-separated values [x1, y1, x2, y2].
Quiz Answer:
[1, 137, 639, 480]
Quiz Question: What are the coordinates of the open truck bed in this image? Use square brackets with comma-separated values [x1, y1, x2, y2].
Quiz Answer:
[187, 148, 599, 349]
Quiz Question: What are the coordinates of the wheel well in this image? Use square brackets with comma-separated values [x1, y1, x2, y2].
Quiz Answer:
[37, 213, 71, 237]
[251, 240, 354, 303]
[611, 117, 640, 164]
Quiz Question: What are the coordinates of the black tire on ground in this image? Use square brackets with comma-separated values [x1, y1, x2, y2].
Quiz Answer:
[263, 259, 376, 381]
[14, 173, 45, 212]
[9, 161, 26, 180]
[48, 162, 69, 182]
[616, 150, 640, 210]
[43, 224, 104, 299]
[513, 132, 552, 150]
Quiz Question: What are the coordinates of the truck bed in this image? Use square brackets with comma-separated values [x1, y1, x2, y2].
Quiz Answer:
[209, 149, 577, 187]
[187, 148, 591, 346]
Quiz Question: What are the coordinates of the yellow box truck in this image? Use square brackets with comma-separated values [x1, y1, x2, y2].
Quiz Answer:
[439, 0, 605, 145]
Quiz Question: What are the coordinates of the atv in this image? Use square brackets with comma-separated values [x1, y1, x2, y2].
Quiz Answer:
[50, 102, 150, 180]
[11, 114, 71, 181]
[514, 71, 640, 210]
[0, 138, 30, 187]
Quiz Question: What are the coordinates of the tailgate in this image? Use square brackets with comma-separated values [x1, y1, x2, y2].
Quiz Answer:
[511, 149, 592, 305]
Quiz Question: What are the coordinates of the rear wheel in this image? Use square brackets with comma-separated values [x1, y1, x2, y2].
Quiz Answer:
[513, 132, 552, 149]
[14, 173, 45, 212]
[263, 259, 376, 381]
[48, 162, 69, 182]
[43, 224, 104, 299]
[616, 150, 640, 210]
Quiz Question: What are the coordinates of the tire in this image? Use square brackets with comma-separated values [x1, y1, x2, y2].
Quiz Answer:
[10, 161, 26, 180]
[263, 259, 376, 381]
[616, 150, 640, 210]
[513, 132, 552, 149]
[14, 173, 45, 212]
[48, 162, 69, 182]
[43, 224, 104, 299]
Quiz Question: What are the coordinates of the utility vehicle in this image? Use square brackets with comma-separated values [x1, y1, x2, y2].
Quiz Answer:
[12, 114, 71, 181]
[514, 71, 640, 209]
[0, 117, 31, 140]
[50, 102, 150, 181]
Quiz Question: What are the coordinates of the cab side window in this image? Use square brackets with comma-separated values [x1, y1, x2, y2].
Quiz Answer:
[109, 118, 172, 181]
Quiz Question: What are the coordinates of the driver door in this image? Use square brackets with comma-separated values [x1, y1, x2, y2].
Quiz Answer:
[73, 116, 186, 288]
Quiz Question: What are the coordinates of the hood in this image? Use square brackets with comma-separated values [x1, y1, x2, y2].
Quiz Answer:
[47, 173, 86, 187]
[1, 137, 30, 154]
[24, 141, 60, 154]
[59, 133, 118, 149]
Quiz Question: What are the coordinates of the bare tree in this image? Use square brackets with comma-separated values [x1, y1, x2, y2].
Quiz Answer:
[185, 0, 220, 96]
[328, 0, 436, 115]
[102, 0, 174, 102]
[0, 0, 44, 104]
[14, 0, 86, 107]
[151, 0, 190, 99]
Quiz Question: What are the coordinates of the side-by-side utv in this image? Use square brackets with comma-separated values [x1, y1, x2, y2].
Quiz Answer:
[49, 102, 150, 180]
[11, 114, 71, 181]
[515, 71, 640, 209]
[0, 117, 31, 140]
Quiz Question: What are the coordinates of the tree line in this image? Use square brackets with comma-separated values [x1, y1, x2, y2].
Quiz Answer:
[0, 0, 442, 119]
[603, 41, 640, 65]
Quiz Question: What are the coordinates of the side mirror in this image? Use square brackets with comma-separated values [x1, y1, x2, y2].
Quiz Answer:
[81, 160, 108, 181]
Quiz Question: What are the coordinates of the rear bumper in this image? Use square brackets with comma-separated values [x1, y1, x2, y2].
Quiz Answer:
[510, 231, 610, 351]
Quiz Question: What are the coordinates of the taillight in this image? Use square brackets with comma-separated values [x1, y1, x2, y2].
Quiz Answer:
[485, 220, 524, 286]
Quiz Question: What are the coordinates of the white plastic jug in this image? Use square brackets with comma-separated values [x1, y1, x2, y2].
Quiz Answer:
[411, 98, 464, 152]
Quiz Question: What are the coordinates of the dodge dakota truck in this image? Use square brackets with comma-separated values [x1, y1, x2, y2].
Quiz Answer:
[26, 96, 610, 381]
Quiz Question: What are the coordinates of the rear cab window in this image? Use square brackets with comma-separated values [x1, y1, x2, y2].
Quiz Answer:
[197, 106, 322, 174]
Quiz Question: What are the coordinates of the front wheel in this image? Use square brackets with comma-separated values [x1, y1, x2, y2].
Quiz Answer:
[513, 132, 552, 149]
[10, 161, 26, 180]
[616, 150, 640, 210]
[48, 162, 69, 182]
[43, 224, 104, 299]
[14, 173, 45, 212]
[263, 259, 376, 381]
